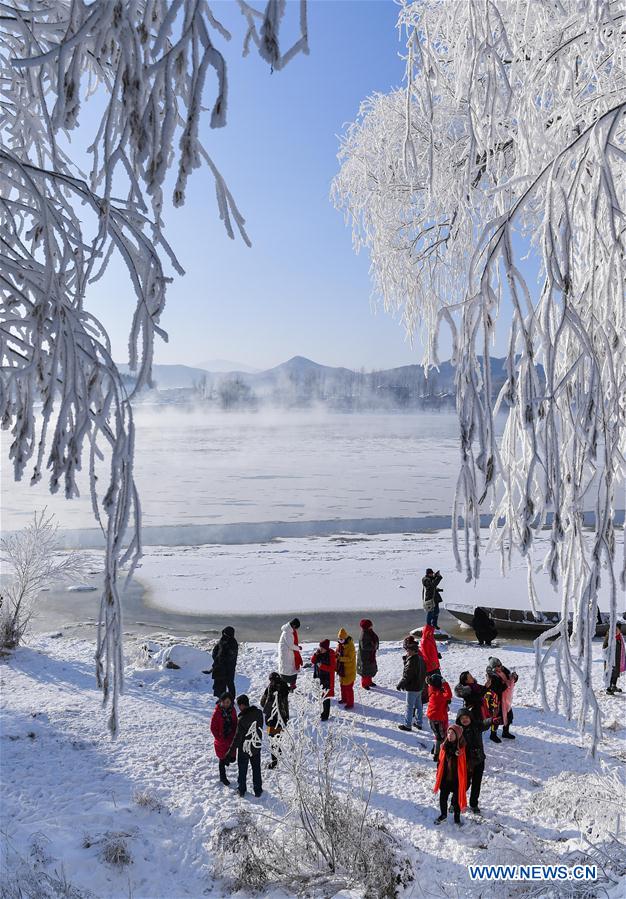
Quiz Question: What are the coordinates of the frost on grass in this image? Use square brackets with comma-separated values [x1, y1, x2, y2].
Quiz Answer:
[531, 767, 626, 844]
[0, 1, 308, 736]
[132, 790, 166, 814]
[0, 511, 83, 651]
[1, 837, 92, 899]
[333, 0, 626, 751]
[213, 690, 414, 898]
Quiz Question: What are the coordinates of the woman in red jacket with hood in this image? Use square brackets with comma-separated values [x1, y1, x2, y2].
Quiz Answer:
[419, 624, 441, 675]
[433, 723, 467, 826]
[210, 692, 237, 786]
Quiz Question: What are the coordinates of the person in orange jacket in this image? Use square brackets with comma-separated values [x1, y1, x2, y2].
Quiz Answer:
[311, 639, 336, 721]
[433, 723, 467, 826]
[426, 672, 452, 762]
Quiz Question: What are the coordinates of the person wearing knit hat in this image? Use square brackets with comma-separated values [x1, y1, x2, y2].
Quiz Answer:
[456, 707, 492, 813]
[396, 636, 427, 731]
[336, 628, 356, 709]
[357, 619, 380, 690]
[211, 625, 239, 698]
[426, 672, 453, 762]
[433, 724, 467, 825]
[311, 639, 337, 721]
[485, 657, 519, 742]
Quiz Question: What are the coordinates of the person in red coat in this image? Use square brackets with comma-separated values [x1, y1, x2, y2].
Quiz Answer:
[210, 692, 237, 786]
[419, 624, 441, 675]
[311, 639, 336, 721]
[433, 723, 468, 825]
[425, 673, 452, 762]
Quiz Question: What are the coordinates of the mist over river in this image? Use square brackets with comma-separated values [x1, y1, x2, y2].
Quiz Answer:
[3, 410, 486, 537]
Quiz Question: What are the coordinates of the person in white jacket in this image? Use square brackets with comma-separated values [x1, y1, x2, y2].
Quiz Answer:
[278, 618, 303, 690]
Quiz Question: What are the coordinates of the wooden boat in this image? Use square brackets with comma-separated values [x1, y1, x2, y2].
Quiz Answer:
[445, 603, 614, 637]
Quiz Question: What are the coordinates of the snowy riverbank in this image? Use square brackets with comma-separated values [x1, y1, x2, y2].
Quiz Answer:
[2, 634, 625, 898]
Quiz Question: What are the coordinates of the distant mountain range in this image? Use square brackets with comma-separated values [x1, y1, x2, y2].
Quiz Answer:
[119, 355, 518, 411]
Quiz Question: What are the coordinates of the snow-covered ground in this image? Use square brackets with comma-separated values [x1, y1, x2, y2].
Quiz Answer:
[2, 634, 625, 898]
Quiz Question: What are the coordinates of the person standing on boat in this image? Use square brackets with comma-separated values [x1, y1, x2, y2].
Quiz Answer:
[604, 623, 625, 694]
[422, 568, 443, 629]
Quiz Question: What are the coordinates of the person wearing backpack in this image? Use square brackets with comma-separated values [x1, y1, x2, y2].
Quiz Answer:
[311, 639, 337, 721]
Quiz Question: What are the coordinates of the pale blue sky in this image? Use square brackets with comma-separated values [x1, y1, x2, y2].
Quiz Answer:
[90, 0, 500, 372]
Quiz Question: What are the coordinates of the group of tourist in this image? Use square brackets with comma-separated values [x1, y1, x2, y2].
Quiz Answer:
[207, 569, 626, 820]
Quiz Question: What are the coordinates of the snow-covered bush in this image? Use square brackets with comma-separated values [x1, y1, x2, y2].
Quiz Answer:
[98, 833, 132, 868]
[213, 690, 414, 897]
[530, 767, 626, 843]
[0, 511, 82, 651]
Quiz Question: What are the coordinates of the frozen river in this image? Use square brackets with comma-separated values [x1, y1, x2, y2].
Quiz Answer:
[2, 409, 481, 539]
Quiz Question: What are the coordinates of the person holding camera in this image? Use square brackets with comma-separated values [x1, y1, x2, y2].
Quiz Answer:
[422, 568, 443, 629]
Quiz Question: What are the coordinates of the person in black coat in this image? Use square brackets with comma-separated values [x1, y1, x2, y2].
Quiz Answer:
[211, 626, 238, 698]
[454, 671, 488, 722]
[456, 707, 491, 813]
[231, 694, 264, 798]
[396, 636, 427, 731]
[260, 672, 290, 769]
[471, 607, 498, 646]
[422, 568, 443, 628]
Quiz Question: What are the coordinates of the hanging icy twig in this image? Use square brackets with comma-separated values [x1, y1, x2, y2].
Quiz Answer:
[0, 0, 308, 735]
[333, 0, 625, 752]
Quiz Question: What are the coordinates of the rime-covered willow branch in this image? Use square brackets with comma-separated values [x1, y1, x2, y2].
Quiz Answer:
[333, 0, 625, 751]
[0, 0, 308, 735]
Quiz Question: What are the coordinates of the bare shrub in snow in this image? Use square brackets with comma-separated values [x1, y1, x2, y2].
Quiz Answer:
[0, 511, 82, 650]
[213, 690, 414, 897]
[99, 833, 132, 868]
[1, 836, 91, 899]
[0, 1, 308, 735]
[133, 790, 165, 813]
[333, 0, 626, 751]
[530, 767, 626, 843]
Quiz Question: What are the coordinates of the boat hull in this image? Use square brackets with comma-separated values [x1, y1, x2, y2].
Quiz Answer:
[446, 606, 611, 637]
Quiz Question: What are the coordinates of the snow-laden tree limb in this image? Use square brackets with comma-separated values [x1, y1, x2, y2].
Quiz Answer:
[0, 0, 308, 735]
[333, 0, 626, 751]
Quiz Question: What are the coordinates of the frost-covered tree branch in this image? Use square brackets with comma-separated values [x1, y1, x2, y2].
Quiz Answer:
[0, 0, 308, 734]
[333, 0, 626, 751]
[0, 509, 83, 648]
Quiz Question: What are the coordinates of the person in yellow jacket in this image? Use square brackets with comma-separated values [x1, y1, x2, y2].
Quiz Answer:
[336, 628, 356, 709]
